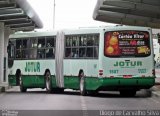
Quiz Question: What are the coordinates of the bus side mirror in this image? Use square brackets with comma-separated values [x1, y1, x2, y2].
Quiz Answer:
[7, 42, 15, 58]
[157, 33, 160, 44]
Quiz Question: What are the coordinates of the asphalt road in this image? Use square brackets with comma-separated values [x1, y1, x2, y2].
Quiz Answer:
[0, 87, 160, 116]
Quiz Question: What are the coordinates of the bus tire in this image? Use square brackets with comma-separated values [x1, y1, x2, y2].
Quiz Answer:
[120, 90, 136, 97]
[19, 76, 27, 92]
[79, 72, 87, 96]
[88, 90, 98, 96]
[16, 69, 21, 85]
[53, 88, 64, 93]
[45, 71, 53, 93]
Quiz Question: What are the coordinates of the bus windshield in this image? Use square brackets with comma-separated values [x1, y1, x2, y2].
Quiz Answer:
[104, 30, 151, 57]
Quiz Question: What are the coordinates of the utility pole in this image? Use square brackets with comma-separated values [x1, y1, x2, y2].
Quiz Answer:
[53, 0, 56, 29]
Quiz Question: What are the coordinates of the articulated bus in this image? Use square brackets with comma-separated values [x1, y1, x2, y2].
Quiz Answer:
[8, 26, 155, 96]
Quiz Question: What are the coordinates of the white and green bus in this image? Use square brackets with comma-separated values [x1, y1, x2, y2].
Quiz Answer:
[8, 26, 155, 96]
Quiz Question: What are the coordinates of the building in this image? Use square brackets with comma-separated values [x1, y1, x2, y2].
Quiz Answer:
[0, 0, 42, 87]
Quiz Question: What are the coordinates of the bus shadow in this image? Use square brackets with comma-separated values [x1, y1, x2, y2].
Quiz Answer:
[87, 90, 152, 98]
[5, 89, 152, 98]
[60, 91, 80, 96]
[5, 87, 47, 94]
[5, 91, 47, 94]
[5, 89, 80, 96]
[51, 90, 152, 98]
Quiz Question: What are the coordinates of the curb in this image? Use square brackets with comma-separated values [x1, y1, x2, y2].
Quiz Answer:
[0, 86, 11, 93]
[155, 82, 160, 85]
[151, 86, 160, 97]
[152, 91, 160, 97]
[0, 86, 6, 92]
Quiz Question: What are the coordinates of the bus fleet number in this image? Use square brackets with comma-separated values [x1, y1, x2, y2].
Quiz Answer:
[110, 70, 118, 74]
[138, 69, 146, 73]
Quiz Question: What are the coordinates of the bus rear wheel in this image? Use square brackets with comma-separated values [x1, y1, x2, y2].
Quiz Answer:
[79, 72, 86, 96]
[120, 90, 136, 97]
[87, 90, 98, 96]
[53, 88, 64, 93]
[45, 71, 53, 93]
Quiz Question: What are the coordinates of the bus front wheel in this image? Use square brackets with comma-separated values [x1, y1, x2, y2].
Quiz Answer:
[19, 76, 27, 92]
[45, 71, 53, 93]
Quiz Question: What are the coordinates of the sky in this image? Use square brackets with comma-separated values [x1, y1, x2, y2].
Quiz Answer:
[27, 0, 114, 30]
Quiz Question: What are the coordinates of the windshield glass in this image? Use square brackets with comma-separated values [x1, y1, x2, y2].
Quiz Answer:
[8, 40, 15, 59]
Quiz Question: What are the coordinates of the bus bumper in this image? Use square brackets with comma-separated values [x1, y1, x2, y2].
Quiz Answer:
[85, 77, 155, 91]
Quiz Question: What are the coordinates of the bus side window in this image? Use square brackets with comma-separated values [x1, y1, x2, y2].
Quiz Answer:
[94, 35, 99, 46]
[66, 37, 71, 47]
[72, 37, 76, 46]
[65, 36, 72, 58]
[22, 39, 29, 48]
[37, 49, 45, 59]
[79, 48, 86, 57]
[16, 40, 22, 49]
[46, 37, 55, 47]
[94, 47, 99, 58]
[30, 38, 37, 48]
[65, 48, 71, 58]
[38, 38, 45, 48]
[16, 50, 21, 58]
[22, 50, 28, 59]
[46, 37, 55, 58]
[87, 35, 94, 46]
[46, 48, 55, 58]
[72, 48, 79, 58]
[86, 47, 93, 58]
[80, 36, 87, 46]
[64, 34, 99, 59]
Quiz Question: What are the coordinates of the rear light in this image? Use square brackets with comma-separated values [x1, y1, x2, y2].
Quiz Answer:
[152, 69, 155, 76]
[99, 70, 103, 76]
[110, 76, 114, 78]
[123, 75, 132, 78]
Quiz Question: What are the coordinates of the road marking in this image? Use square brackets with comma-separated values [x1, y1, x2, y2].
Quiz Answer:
[80, 96, 88, 116]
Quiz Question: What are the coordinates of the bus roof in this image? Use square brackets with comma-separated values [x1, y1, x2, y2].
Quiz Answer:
[9, 25, 151, 39]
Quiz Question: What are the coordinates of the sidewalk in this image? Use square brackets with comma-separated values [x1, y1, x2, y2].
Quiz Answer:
[0, 84, 10, 93]
[0, 86, 5, 92]
[152, 78, 160, 97]
[155, 77, 160, 84]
